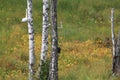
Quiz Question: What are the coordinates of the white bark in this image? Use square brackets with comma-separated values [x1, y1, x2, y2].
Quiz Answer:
[27, 0, 35, 80]
[48, 0, 58, 80]
[111, 8, 116, 57]
[41, 0, 49, 63]
[38, 0, 49, 79]
[21, 9, 28, 22]
[111, 8, 116, 74]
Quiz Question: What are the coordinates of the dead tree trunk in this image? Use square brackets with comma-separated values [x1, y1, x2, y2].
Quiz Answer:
[111, 8, 120, 76]
[48, 0, 58, 80]
[111, 8, 116, 74]
[111, 8, 116, 61]
[114, 32, 120, 75]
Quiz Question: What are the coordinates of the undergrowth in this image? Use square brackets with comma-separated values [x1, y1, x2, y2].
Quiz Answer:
[1, 0, 120, 80]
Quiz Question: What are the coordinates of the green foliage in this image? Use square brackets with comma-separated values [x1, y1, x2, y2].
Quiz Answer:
[38, 60, 50, 80]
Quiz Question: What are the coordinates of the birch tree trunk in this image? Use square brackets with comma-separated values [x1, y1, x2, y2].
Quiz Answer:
[27, 0, 35, 80]
[111, 8, 116, 74]
[38, 0, 49, 79]
[48, 0, 58, 80]
[111, 8, 116, 59]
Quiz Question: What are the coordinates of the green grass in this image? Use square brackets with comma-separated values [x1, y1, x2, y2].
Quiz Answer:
[59, 59, 112, 80]
[1, 0, 120, 80]
[57, 0, 120, 41]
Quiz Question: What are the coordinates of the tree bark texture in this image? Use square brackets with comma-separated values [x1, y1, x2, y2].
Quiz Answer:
[48, 0, 58, 80]
[111, 8, 116, 74]
[114, 32, 120, 75]
[111, 8, 120, 75]
[41, 0, 49, 63]
[38, 0, 49, 79]
[27, 0, 35, 80]
[111, 8, 116, 57]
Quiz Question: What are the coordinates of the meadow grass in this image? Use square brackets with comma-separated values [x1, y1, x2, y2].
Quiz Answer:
[1, 0, 120, 80]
